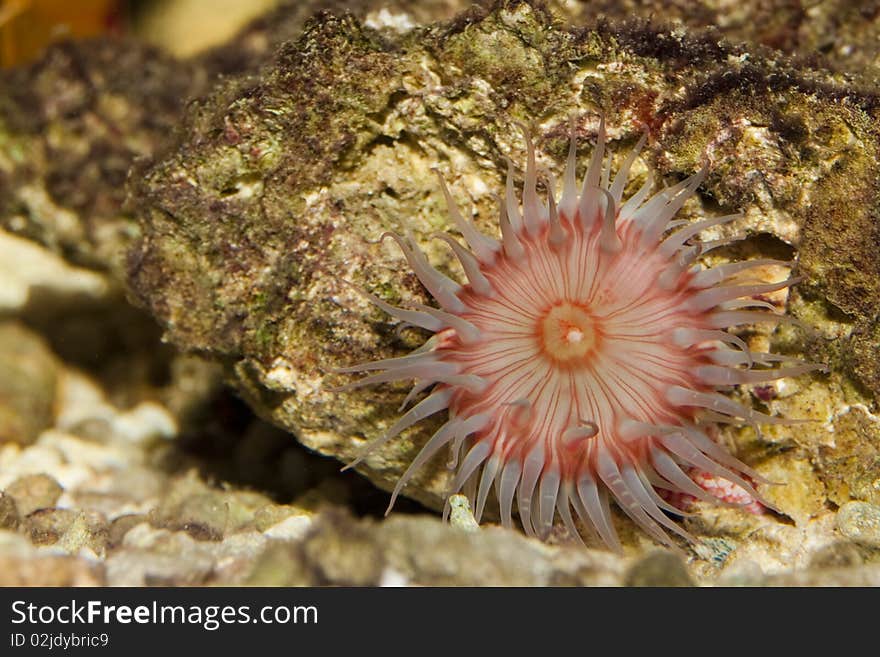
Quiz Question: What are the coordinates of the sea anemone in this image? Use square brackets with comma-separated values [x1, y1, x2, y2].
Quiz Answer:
[336, 117, 821, 550]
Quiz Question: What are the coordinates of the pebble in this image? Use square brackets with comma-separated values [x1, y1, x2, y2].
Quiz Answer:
[837, 501, 880, 548]
[624, 550, 694, 587]
[0, 492, 19, 530]
[5, 473, 63, 516]
[448, 494, 480, 532]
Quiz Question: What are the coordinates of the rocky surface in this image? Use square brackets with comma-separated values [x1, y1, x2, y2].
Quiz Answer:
[6, 1, 880, 280]
[0, 39, 202, 277]
[0, 1, 480, 282]
[557, 1, 880, 80]
[0, 251, 877, 589]
[0, 322, 60, 445]
[0, 329, 876, 585]
[126, 0, 879, 520]
[0, 317, 629, 585]
[0, 0, 879, 585]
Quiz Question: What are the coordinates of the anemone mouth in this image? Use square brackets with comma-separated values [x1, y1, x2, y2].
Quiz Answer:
[335, 116, 822, 551]
[539, 302, 599, 363]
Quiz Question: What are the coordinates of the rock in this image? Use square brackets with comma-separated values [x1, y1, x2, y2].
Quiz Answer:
[808, 541, 864, 570]
[0, 322, 59, 445]
[553, 1, 880, 79]
[377, 513, 625, 586]
[5, 473, 63, 515]
[23, 508, 77, 545]
[56, 510, 111, 556]
[253, 504, 309, 532]
[0, 544, 105, 586]
[716, 559, 765, 587]
[818, 405, 880, 507]
[0, 39, 201, 276]
[149, 470, 276, 540]
[0, 493, 20, 530]
[2, 0, 880, 585]
[247, 508, 628, 586]
[0, 1, 474, 282]
[126, 0, 875, 522]
[300, 510, 387, 585]
[448, 493, 480, 532]
[0, 234, 185, 412]
[837, 501, 880, 549]
[624, 550, 695, 587]
[107, 513, 148, 548]
[105, 523, 270, 585]
[261, 513, 314, 541]
[245, 540, 312, 586]
[712, 513, 845, 579]
[106, 524, 219, 586]
[756, 453, 826, 527]
[761, 563, 880, 587]
[0, 230, 109, 314]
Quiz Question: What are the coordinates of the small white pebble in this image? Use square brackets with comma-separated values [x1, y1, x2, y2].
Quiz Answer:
[448, 494, 480, 532]
[379, 567, 409, 587]
[113, 402, 178, 443]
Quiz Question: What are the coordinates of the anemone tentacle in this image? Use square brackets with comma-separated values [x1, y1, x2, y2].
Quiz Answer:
[337, 117, 822, 550]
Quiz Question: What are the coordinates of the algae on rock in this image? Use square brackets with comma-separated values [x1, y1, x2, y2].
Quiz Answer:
[127, 0, 880, 537]
[0, 0, 877, 581]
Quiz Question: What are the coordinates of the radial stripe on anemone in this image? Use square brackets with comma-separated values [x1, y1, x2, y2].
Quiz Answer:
[336, 117, 823, 551]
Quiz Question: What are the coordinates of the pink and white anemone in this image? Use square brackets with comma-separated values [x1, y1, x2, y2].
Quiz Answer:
[335, 117, 821, 551]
